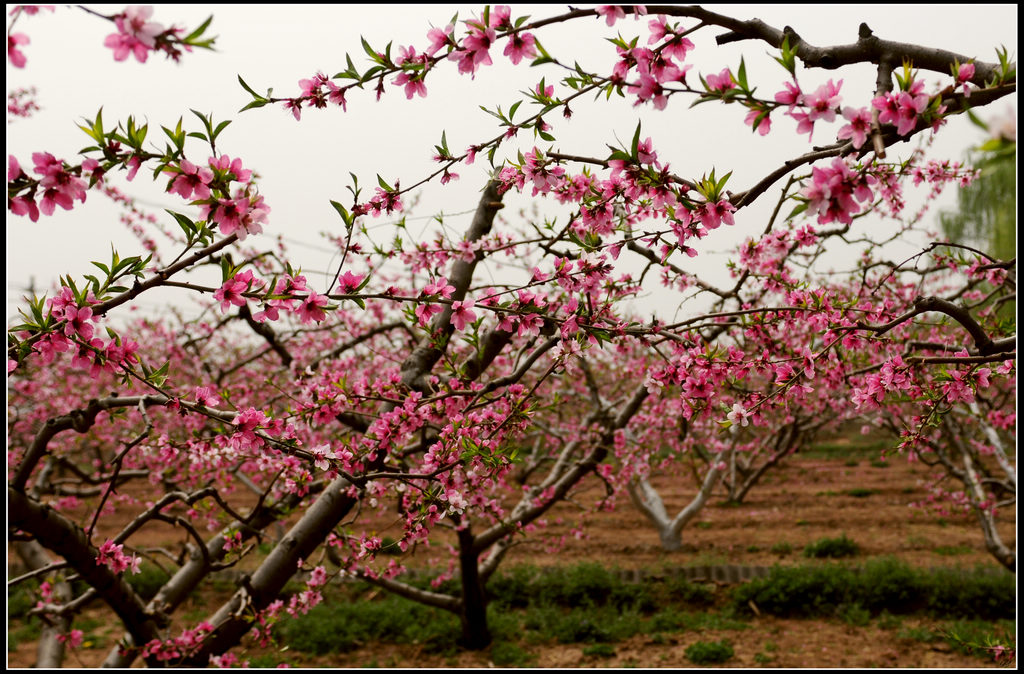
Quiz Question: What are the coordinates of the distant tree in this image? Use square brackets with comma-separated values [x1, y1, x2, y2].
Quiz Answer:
[940, 108, 1016, 262]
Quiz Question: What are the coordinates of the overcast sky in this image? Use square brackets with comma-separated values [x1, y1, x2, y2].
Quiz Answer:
[5, 4, 1018, 324]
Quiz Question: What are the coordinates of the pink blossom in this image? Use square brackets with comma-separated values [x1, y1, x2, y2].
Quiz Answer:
[104, 6, 165, 63]
[308, 565, 329, 587]
[522, 148, 566, 194]
[422, 277, 455, 299]
[415, 302, 443, 326]
[636, 137, 657, 164]
[62, 304, 96, 341]
[425, 23, 454, 56]
[957, 62, 975, 97]
[774, 81, 803, 106]
[596, 5, 626, 26]
[193, 385, 217, 406]
[837, 106, 872, 149]
[324, 81, 348, 110]
[208, 155, 253, 184]
[705, 67, 735, 92]
[310, 445, 335, 471]
[448, 22, 495, 77]
[9, 195, 40, 221]
[8, 154, 24, 181]
[296, 292, 329, 324]
[697, 199, 736, 229]
[489, 5, 512, 29]
[57, 630, 85, 650]
[803, 79, 842, 123]
[503, 31, 537, 65]
[336, 271, 364, 294]
[96, 539, 138, 574]
[8, 33, 29, 68]
[648, 16, 694, 61]
[744, 107, 771, 135]
[873, 81, 928, 136]
[125, 156, 142, 181]
[450, 299, 477, 330]
[213, 270, 254, 312]
[166, 159, 214, 200]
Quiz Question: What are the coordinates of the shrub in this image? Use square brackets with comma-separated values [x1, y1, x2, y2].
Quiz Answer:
[804, 533, 860, 558]
[732, 561, 1015, 620]
[125, 562, 172, 601]
[530, 563, 616, 608]
[663, 576, 716, 608]
[838, 603, 871, 627]
[685, 639, 734, 664]
[487, 564, 539, 609]
[732, 565, 859, 617]
[647, 607, 687, 633]
[770, 541, 793, 555]
[925, 567, 1015, 620]
[8, 583, 37, 620]
[854, 558, 924, 613]
[280, 596, 460, 655]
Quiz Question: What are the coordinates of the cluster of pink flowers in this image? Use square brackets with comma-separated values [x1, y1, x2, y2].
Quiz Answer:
[164, 159, 214, 200]
[15, 286, 142, 376]
[96, 539, 141, 575]
[800, 156, 877, 225]
[8, 153, 88, 221]
[7, 86, 40, 119]
[104, 5, 174, 64]
[140, 623, 214, 663]
[872, 79, 930, 136]
[360, 184, 404, 217]
[7, 5, 55, 68]
[284, 71, 348, 119]
[393, 45, 430, 99]
[774, 79, 844, 140]
[56, 629, 85, 649]
[608, 17, 696, 110]
[836, 106, 873, 149]
[211, 266, 339, 323]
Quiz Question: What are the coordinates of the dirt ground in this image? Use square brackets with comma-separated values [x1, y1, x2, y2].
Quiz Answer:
[8, 443, 1016, 668]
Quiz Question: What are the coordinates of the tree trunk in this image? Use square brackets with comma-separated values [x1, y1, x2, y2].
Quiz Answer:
[457, 527, 491, 649]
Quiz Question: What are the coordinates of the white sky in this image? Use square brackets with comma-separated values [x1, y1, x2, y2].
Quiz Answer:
[5, 4, 1019, 324]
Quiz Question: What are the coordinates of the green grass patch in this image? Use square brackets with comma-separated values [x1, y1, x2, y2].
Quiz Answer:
[582, 643, 616, 658]
[490, 641, 536, 667]
[845, 488, 877, 498]
[685, 638, 734, 664]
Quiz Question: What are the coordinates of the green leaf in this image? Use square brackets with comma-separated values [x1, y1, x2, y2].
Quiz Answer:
[212, 120, 232, 141]
[148, 361, 170, 388]
[238, 75, 262, 98]
[786, 202, 809, 221]
[361, 36, 380, 62]
[183, 15, 214, 43]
